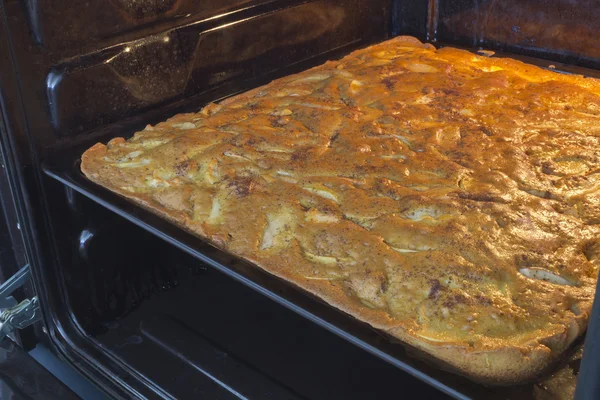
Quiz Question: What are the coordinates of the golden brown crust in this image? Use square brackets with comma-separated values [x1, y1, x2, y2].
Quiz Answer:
[81, 36, 600, 385]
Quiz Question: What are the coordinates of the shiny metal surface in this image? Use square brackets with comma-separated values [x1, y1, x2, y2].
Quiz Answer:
[437, 0, 600, 68]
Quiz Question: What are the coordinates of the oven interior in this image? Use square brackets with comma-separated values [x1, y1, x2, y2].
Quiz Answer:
[1, 0, 599, 399]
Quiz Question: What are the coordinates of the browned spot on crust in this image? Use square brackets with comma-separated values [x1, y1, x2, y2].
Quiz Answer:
[428, 279, 442, 300]
[227, 176, 256, 198]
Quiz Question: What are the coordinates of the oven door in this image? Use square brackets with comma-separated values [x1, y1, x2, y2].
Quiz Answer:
[0, 108, 40, 351]
[0, 118, 80, 400]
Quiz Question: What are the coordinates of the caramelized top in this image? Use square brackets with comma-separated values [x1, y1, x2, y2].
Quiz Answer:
[82, 36, 600, 369]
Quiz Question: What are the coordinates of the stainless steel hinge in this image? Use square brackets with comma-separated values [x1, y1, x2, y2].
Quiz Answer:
[0, 264, 41, 342]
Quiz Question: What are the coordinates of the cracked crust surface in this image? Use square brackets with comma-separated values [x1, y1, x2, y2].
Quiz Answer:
[81, 36, 600, 385]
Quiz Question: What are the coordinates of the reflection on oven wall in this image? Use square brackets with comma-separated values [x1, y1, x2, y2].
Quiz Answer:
[436, 0, 600, 66]
[44, 0, 371, 138]
[24, 0, 265, 48]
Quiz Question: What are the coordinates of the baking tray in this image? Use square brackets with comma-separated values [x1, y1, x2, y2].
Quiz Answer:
[46, 155, 580, 400]
[41, 48, 599, 400]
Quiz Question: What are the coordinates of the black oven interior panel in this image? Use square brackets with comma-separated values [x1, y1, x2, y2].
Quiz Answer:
[391, 0, 429, 40]
[435, 0, 600, 69]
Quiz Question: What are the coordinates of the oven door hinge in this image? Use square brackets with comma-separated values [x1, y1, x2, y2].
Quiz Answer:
[0, 264, 41, 342]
